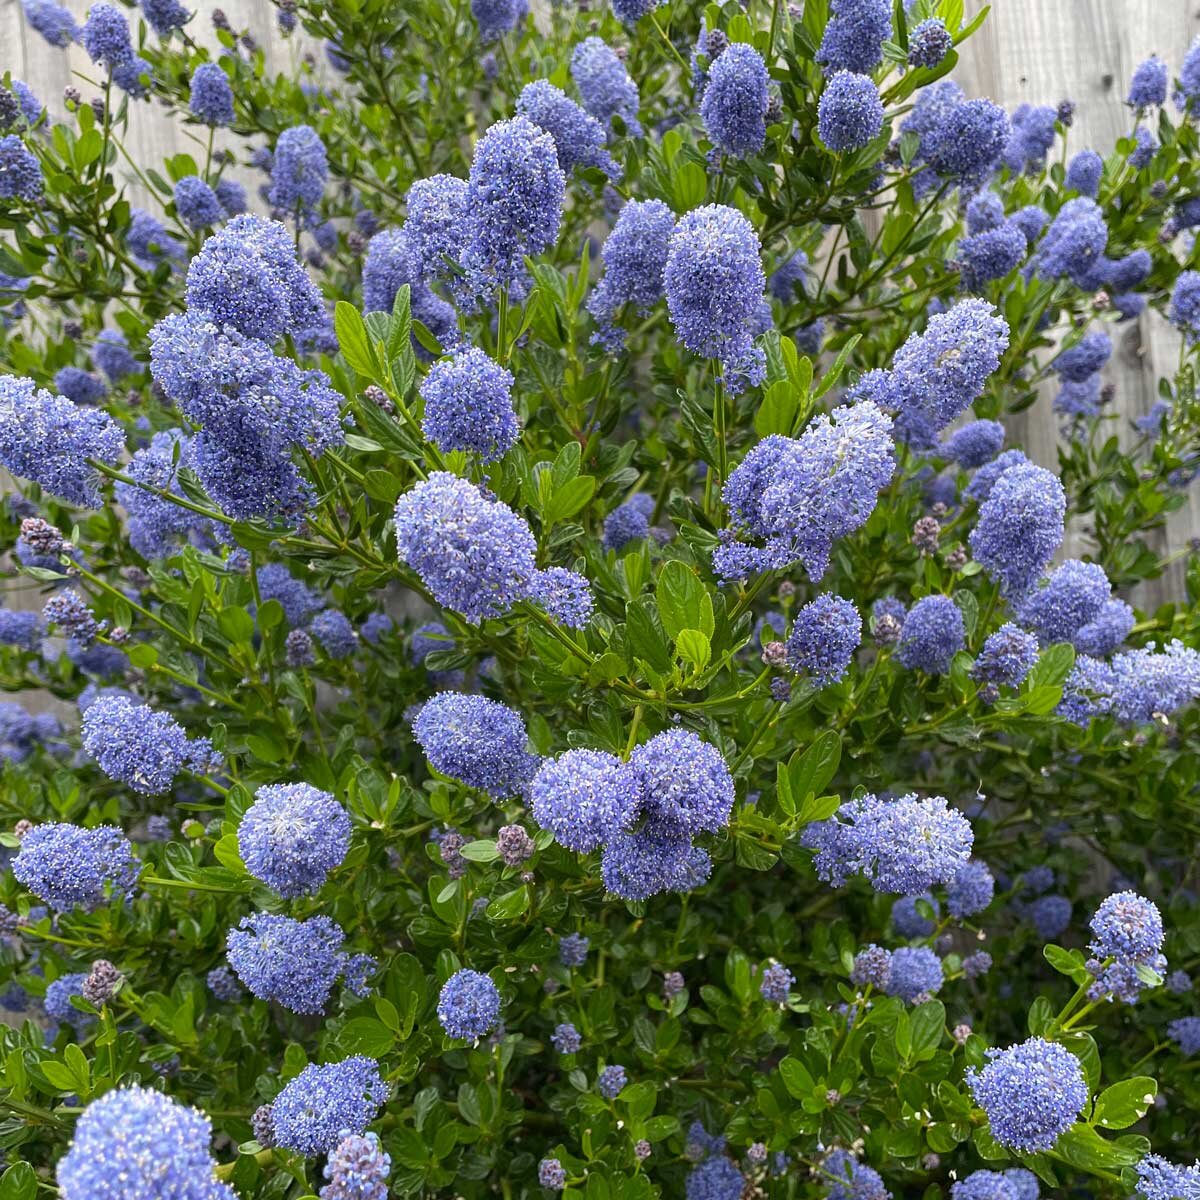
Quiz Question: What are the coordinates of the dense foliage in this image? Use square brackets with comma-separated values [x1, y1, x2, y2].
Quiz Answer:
[1, 0, 1200, 1197]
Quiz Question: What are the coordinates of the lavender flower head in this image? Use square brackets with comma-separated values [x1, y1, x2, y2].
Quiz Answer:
[0, 376, 124, 507]
[896, 594, 964, 674]
[817, 0, 891, 74]
[174, 176, 224, 231]
[56, 1086, 236, 1200]
[1030, 199, 1108, 287]
[471, 0, 523, 42]
[888, 299, 1010, 443]
[600, 828, 694, 900]
[851, 944, 892, 988]
[785, 593, 862, 685]
[588, 199, 675, 349]
[664, 204, 767, 393]
[610, 0, 664, 25]
[238, 782, 351, 897]
[1134, 1156, 1200, 1200]
[437, 968, 501, 1039]
[404, 174, 468, 282]
[412, 691, 533, 799]
[531, 748, 639, 852]
[184, 215, 325, 344]
[141, 0, 189, 37]
[1127, 56, 1169, 108]
[908, 18, 952, 68]
[458, 116, 565, 306]
[598, 1064, 627, 1098]
[947, 859, 995, 918]
[701, 42, 769, 158]
[821, 1149, 887, 1200]
[759, 963, 793, 1003]
[972, 623, 1038, 689]
[803, 791, 972, 893]
[1015, 559, 1111, 645]
[968, 463, 1065, 597]
[943, 420, 1005, 468]
[817, 71, 885, 152]
[1085, 890, 1167, 1002]
[1169, 270, 1200, 343]
[885, 945, 943, 1002]
[269, 125, 328, 219]
[965, 1037, 1088, 1152]
[893, 892, 938, 937]
[420, 348, 519, 462]
[1065, 150, 1102, 197]
[91, 330, 137, 381]
[226, 912, 372, 1014]
[630, 728, 734, 838]
[271, 1057, 387, 1155]
[81, 694, 218, 795]
[21, 0, 79, 47]
[530, 567, 595, 629]
[958, 223, 1027, 292]
[517, 81, 619, 179]
[393, 473, 537, 623]
[189, 63, 234, 126]
[80, 3, 133, 70]
[571, 37, 641, 133]
[716, 401, 895, 581]
[0, 136, 43, 201]
[13, 823, 140, 912]
[321, 1131, 390, 1200]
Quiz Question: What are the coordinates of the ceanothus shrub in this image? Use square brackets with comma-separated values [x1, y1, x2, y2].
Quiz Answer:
[1, 2, 1200, 1198]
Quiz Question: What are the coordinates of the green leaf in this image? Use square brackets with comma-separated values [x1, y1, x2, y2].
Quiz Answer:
[1091, 1077, 1156, 1130]
[812, 335, 861, 400]
[672, 161, 707, 211]
[788, 731, 842, 808]
[626, 597, 674, 674]
[1028, 642, 1076, 689]
[778, 1055, 815, 1099]
[334, 301, 380, 381]
[675, 628, 711, 673]
[1053, 1123, 1143, 1170]
[1043, 944, 1091, 984]
[0, 1163, 37, 1200]
[217, 606, 255, 645]
[734, 836, 778, 871]
[656, 561, 715, 639]
[544, 475, 596, 525]
[460, 839, 500, 863]
[487, 887, 529, 921]
[908, 1000, 944, 1061]
[340, 1017, 397, 1057]
[754, 380, 799, 438]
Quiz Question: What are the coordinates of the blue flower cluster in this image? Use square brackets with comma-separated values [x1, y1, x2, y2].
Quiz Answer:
[531, 727, 732, 901]
[966, 1037, 1088, 1152]
[81, 695, 218, 795]
[715, 401, 895, 581]
[56, 1086, 236, 1200]
[1086, 890, 1167, 1003]
[803, 792, 973, 894]
[238, 783, 351, 897]
[664, 204, 767, 392]
[13, 823, 140, 913]
[226, 912, 374, 1014]
[0, 377, 124, 507]
[413, 691, 535, 798]
[438, 968, 501, 1040]
[270, 1057, 388, 1155]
